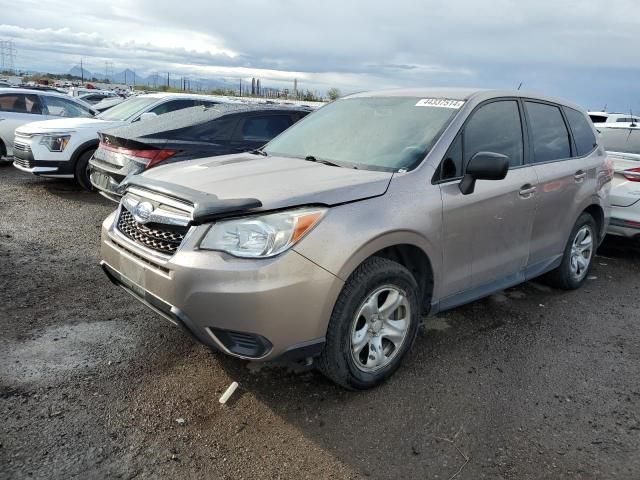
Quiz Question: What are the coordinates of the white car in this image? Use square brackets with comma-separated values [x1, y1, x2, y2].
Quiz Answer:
[599, 123, 640, 239]
[13, 93, 234, 189]
[589, 111, 640, 125]
[0, 87, 97, 161]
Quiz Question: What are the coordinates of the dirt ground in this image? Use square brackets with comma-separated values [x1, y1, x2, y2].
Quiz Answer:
[1, 164, 639, 479]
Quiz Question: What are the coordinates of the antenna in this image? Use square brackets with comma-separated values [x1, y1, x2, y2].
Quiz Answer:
[631, 107, 637, 128]
[517, 82, 523, 91]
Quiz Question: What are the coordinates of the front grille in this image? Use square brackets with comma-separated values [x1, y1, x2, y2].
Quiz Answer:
[13, 142, 31, 152]
[13, 157, 34, 169]
[116, 208, 188, 255]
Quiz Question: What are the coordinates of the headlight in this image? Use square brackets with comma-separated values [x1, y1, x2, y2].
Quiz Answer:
[40, 134, 72, 152]
[200, 207, 327, 258]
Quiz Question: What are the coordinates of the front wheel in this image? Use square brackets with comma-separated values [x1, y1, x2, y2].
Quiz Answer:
[544, 212, 597, 290]
[74, 149, 96, 191]
[317, 257, 421, 390]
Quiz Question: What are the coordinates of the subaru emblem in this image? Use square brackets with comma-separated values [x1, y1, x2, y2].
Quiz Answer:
[133, 201, 154, 224]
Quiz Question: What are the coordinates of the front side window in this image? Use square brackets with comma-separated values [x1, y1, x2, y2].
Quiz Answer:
[264, 96, 461, 171]
[44, 96, 93, 118]
[615, 118, 639, 123]
[600, 128, 640, 155]
[526, 102, 571, 163]
[240, 115, 292, 142]
[0, 94, 42, 114]
[564, 107, 597, 156]
[463, 100, 524, 168]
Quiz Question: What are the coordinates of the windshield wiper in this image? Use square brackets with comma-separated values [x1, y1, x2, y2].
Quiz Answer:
[304, 155, 342, 167]
[250, 149, 268, 156]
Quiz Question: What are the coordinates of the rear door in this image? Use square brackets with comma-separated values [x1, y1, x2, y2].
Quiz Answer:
[165, 115, 241, 159]
[600, 127, 640, 207]
[437, 99, 538, 299]
[231, 113, 294, 152]
[525, 102, 599, 270]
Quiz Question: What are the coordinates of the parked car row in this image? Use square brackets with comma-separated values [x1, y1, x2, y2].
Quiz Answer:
[3, 86, 637, 389]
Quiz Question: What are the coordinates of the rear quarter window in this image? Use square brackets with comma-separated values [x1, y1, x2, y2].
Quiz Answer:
[564, 107, 598, 156]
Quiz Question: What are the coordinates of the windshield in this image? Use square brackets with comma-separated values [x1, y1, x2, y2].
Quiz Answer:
[263, 96, 461, 171]
[97, 97, 158, 121]
[600, 128, 640, 155]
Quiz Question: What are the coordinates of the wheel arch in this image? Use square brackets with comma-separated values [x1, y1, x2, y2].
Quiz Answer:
[335, 232, 438, 315]
[71, 139, 99, 167]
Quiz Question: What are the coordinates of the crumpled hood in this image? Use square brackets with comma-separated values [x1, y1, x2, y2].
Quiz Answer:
[16, 117, 126, 134]
[138, 153, 393, 210]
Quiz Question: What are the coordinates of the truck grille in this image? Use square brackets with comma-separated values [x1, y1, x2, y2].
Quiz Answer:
[117, 208, 188, 255]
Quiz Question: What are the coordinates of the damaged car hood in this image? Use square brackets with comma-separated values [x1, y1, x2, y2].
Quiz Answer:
[124, 153, 393, 218]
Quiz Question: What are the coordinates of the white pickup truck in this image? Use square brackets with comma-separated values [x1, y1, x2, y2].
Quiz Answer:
[13, 93, 233, 189]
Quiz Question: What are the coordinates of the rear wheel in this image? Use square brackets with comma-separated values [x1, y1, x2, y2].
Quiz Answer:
[544, 213, 597, 290]
[74, 149, 96, 191]
[318, 257, 421, 390]
[0, 140, 6, 161]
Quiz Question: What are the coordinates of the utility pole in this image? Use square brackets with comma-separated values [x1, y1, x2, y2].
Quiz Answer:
[80, 57, 84, 83]
[0, 40, 17, 74]
[167, 72, 170, 88]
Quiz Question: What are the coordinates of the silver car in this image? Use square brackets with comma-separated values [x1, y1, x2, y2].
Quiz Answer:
[100, 88, 611, 389]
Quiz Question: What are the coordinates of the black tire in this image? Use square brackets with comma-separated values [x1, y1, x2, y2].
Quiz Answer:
[543, 212, 597, 290]
[0, 140, 6, 161]
[74, 148, 96, 191]
[317, 257, 421, 390]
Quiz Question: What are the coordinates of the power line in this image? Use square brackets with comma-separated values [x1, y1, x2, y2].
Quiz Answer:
[0, 40, 17, 73]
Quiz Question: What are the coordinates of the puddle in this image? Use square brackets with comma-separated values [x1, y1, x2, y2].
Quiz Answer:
[0, 321, 137, 384]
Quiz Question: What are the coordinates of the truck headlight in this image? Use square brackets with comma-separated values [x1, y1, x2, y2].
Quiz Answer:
[200, 207, 327, 258]
[40, 134, 72, 152]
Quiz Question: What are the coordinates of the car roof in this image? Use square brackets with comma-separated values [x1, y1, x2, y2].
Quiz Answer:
[346, 87, 586, 111]
[135, 92, 240, 102]
[0, 87, 70, 97]
[102, 103, 311, 140]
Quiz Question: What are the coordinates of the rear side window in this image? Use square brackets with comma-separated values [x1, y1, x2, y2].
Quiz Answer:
[240, 115, 292, 142]
[0, 94, 42, 114]
[44, 96, 93, 118]
[463, 100, 524, 168]
[174, 116, 239, 142]
[525, 102, 571, 163]
[151, 99, 196, 115]
[616, 118, 639, 123]
[564, 108, 597, 156]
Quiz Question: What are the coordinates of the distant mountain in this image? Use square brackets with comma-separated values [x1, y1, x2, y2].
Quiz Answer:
[67, 66, 247, 92]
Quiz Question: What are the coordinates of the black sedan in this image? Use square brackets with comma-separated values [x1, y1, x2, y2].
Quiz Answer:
[88, 103, 311, 201]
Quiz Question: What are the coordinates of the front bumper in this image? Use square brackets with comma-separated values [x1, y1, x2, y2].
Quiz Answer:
[100, 214, 343, 361]
[12, 148, 74, 177]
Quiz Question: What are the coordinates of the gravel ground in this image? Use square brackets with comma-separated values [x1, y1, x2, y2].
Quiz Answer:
[1, 164, 639, 480]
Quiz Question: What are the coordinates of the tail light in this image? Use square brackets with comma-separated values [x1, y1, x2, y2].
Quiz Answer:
[623, 167, 640, 182]
[99, 142, 177, 169]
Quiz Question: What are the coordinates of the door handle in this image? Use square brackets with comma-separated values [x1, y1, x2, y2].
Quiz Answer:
[519, 184, 537, 197]
[574, 170, 587, 182]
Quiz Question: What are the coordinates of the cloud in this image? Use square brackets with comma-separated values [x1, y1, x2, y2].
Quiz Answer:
[0, 0, 639, 109]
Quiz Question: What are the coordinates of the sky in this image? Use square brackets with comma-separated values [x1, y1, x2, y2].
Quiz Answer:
[0, 0, 638, 111]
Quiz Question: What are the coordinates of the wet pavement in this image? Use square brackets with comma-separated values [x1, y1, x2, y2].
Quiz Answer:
[1, 164, 639, 479]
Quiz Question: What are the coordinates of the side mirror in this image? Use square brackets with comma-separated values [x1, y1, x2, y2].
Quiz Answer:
[459, 151, 509, 195]
[139, 112, 158, 121]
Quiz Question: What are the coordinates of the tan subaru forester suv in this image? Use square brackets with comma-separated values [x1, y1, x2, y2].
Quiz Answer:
[100, 88, 612, 389]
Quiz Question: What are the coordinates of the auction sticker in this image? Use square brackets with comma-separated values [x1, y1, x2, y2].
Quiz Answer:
[415, 98, 465, 109]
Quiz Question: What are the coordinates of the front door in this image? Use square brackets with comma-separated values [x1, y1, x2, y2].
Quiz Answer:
[437, 99, 537, 304]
